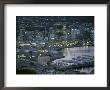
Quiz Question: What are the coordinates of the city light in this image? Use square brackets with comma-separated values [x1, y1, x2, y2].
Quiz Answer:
[16, 16, 94, 74]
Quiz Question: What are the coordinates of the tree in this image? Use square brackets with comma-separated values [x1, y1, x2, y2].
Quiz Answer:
[55, 29, 64, 39]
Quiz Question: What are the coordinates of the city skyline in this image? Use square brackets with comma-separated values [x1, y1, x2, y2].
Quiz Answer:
[16, 16, 94, 74]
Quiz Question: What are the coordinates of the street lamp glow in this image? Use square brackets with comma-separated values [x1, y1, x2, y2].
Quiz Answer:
[51, 38, 55, 40]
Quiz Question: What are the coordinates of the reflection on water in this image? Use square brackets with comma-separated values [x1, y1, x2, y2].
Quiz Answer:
[64, 48, 71, 60]
[59, 46, 94, 61]
[54, 46, 94, 74]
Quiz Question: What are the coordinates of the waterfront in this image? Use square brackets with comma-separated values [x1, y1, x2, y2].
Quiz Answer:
[16, 46, 94, 74]
[52, 46, 94, 74]
[56, 46, 94, 61]
[16, 16, 94, 74]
